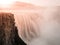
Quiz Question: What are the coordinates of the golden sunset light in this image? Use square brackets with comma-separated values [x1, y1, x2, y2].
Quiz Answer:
[0, 0, 60, 45]
[0, 0, 16, 7]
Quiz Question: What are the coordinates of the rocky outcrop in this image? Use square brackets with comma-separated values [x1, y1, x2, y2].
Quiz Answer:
[0, 12, 26, 45]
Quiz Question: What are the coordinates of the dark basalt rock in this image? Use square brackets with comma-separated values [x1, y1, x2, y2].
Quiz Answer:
[0, 12, 26, 45]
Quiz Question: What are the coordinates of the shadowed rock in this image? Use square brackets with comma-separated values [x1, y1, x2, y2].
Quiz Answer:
[0, 12, 26, 45]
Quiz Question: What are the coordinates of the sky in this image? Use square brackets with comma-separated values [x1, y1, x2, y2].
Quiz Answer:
[0, 0, 60, 7]
[17, 0, 60, 6]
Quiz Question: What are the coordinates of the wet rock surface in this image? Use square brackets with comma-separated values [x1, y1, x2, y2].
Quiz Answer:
[0, 12, 26, 45]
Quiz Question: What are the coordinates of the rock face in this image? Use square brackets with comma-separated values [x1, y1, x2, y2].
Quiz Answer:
[0, 12, 26, 45]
